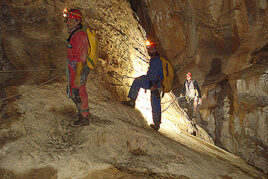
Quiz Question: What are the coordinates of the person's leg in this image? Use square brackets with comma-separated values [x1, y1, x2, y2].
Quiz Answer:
[193, 99, 198, 111]
[150, 89, 161, 131]
[80, 66, 90, 84]
[79, 85, 90, 118]
[71, 86, 90, 126]
[191, 99, 197, 119]
[123, 76, 150, 108]
[186, 99, 194, 120]
[188, 99, 198, 133]
[128, 76, 150, 100]
[71, 88, 82, 116]
[178, 97, 187, 110]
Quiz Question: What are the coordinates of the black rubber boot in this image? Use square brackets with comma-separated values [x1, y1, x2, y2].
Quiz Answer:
[150, 123, 160, 131]
[122, 98, 135, 108]
[72, 115, 90, 127]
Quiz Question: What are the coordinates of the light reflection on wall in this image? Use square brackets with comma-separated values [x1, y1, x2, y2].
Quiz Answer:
[135, 89, 153, 124]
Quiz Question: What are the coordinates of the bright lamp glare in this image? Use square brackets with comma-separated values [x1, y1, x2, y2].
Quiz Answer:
[63, 8, 68, 17]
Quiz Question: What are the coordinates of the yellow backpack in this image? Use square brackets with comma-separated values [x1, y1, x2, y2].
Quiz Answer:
[83, 28, 99, 70]
[159, 57, 174, 93]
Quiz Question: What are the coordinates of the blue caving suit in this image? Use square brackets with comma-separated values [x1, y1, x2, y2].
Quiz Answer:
[128, 56, 163, 124]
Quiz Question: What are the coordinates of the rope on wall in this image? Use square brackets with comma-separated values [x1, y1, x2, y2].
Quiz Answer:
[1, 72, 65, 101]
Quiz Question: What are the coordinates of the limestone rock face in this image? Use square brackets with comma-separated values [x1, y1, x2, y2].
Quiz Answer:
[130, 0, 268, 173]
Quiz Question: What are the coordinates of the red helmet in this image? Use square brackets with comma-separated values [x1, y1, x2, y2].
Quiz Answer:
[67, 9, 82, 20]
[146, 41, 158, 49]
[186, 72, 192, 77]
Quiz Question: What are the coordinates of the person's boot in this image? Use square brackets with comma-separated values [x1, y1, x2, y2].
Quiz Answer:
[122, 98, 135, 108]
[150, 123, 160, 131]
[72, 115, 90, 127]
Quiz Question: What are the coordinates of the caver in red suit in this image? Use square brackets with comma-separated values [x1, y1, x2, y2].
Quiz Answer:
[65, 9, 91, 127]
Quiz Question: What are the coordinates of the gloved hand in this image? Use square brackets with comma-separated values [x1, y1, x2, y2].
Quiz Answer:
[150, 83, 157, 90]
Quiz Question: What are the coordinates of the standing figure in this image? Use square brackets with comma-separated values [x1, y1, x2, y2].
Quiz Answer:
[65, 9, 91, 127]
[180, 72, 202, 120]
[122, 41, 163, 131]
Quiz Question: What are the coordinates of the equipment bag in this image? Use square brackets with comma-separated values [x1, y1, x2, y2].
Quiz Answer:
[82, 28, 99, 70]
[159, 57, 174, 93]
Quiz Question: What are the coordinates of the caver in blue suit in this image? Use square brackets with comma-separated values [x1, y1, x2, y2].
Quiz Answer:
[127, 55, 163, 127]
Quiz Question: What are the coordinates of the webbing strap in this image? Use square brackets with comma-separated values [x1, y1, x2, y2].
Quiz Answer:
[186, 96, 194, 103]
[87, 56, 95, 69]
[157, 75, 165, 98]
[66, 25, 83, 43]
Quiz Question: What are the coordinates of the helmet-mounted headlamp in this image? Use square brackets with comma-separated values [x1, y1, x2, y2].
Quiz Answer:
[63, 8, 69, 20]
[62, 8, 82, 21]
[145, 40, 158, 49]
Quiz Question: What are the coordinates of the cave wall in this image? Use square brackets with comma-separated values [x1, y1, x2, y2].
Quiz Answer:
[130, 0, 268, 173]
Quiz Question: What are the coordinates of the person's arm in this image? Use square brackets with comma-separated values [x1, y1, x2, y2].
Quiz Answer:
[143, 59, 162, 81]
[74, 62, 84, 87]
[193, 80, 201, 98]
[72, 31, 88, 86]
[72, 31, 89, 63]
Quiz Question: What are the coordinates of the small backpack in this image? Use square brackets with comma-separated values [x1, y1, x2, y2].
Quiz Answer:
[82, 28, 99, 70]
[159, 57, 174, 93]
